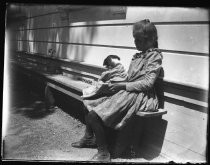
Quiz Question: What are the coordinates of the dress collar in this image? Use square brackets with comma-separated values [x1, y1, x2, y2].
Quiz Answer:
[145, 48, 161, 54]
[133, 52, 145, 60]
[132, 48, 161, 60]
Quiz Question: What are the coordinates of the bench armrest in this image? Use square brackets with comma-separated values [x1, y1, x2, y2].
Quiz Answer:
[137, 109, 167, 117]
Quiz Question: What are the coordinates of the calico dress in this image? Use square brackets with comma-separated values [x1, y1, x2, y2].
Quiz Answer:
[83, 48, 163, 130]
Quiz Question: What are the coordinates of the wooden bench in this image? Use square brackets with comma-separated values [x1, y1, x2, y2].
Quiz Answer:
[11, 51, 167, 157]
[12, 51, 167, 117]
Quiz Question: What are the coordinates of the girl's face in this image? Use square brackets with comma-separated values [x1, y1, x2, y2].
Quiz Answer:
[134, 34, 154, 52]
[132, 26, 148, 51]
[133, 27, 154, 52]
[133, 34, 146, 51]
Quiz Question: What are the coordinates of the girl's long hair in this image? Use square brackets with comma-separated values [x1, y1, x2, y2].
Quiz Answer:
[133, 19, 158, 48]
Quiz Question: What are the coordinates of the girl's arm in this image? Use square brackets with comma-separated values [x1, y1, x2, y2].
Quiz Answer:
[99, 71, 110, 82]
[126, 52, 162, 92]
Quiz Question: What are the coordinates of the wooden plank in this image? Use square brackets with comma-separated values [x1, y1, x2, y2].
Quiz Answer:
[60, 59, 105, 76]
[47, 74, 90, 92]
[47, 82, 82, 101]
[19, 57, 49, 67]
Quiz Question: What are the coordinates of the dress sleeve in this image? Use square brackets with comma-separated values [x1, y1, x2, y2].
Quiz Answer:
[99, 67, 121, 82]
[98, 70, 109, 82]
[126, 52, 162, 92]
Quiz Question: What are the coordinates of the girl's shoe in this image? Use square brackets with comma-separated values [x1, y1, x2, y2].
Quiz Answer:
[90, 150, 111, 162]
[71, 136, 97, 148]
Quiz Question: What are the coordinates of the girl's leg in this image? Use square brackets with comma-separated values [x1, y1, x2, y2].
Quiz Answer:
[71, 107, 96, 148]
[71, 123, 96, 148]
[86, 110, 110, 162]
[82, 106, 94, 138]
[44, 85, 55, 110]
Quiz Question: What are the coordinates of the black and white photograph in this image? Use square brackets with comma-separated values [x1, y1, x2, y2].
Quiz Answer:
[2, 3, 209, 163]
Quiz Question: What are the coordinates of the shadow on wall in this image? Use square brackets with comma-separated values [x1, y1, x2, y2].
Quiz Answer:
[65, 21, 98, 62]
[20, 6, 127, 62]
[44, 21, 98, 62]
[59, 27, 69, 59]
[29, 18, 35, 53]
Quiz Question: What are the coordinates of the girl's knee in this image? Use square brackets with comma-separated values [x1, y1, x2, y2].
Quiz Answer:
[83, 106, 89, 116]
[86, 111, 100, 125]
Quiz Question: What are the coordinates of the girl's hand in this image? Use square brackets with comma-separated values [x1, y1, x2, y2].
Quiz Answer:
[108, 83, 126, 92]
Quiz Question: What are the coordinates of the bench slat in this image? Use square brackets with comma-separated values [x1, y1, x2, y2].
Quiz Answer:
[47, 75, 91, 92]
[47, 82, 83, 101]
[61, 66, 100, 80]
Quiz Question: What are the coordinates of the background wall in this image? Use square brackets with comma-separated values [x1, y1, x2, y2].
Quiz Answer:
[8, 5, 209, 162]
[15, 6, 209, 90]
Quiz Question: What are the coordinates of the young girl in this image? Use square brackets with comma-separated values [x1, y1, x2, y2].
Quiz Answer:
[82, 55, 127, 98]
[72, 19, 163, 162]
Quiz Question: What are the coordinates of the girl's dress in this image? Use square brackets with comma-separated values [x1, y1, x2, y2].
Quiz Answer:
[83, 48, 163, 129]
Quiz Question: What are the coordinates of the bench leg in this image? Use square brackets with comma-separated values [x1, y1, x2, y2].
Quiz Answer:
[111, 116, 142, 158]
[44, 85, 55, 109]
[130, 118, 145, 157]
